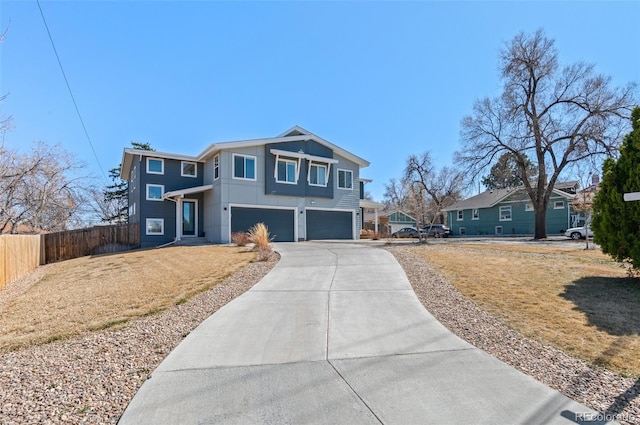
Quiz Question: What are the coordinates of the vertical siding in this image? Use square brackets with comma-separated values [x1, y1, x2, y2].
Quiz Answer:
[202, 143, 363, 243]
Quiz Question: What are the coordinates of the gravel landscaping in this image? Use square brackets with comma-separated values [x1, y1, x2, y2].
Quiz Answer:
[1, 245, 638, 424]
[387, 246, 639, 425]
[0, 256, 278, 424]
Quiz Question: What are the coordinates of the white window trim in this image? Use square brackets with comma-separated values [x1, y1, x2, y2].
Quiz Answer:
[180, 198, 198, 238]
[525, 203, 534, 211]
[308, 162, 329, 187]
[472, 209, 479, 220]
[457, 210, 464, 221]
[181, 161, 197, 178]
[232, 153, 257, 181]
[146, 218, 164, 235]
[146, 158, 164, 175]
[554, 201, 565, 209]
[499, 205, 512, 221]
[459, 227, 466, 235]
[146, 184, 164, 201]
[337, 168, 353, 190]
[213, 154, 220, 181]
[275, 157, 299, 184]
[495, 225, 503, 235]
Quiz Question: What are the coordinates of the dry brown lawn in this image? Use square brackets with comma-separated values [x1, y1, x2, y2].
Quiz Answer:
[411, 242, 640, 377]
[0, 245, 255, 351]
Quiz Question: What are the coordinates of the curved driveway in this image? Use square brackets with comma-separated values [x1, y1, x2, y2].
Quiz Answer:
[119, 242, 606, 424]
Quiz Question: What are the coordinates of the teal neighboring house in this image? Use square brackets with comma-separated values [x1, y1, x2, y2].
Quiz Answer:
[385, 210, 418, 234]
[443, 182, 579, 237]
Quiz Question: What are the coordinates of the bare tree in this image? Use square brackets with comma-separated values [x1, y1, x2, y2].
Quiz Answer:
[405, 152, 465, 230]
[0, 142, 87, 233]
[383, 177, 411, 210]
[456, 29, 637, 239]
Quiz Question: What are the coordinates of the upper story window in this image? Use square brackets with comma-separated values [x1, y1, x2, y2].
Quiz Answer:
[233, 154, 256, 180]
[457, 210, 464, 221]
[181, 161, 197, 177]
[276, 158, 297, 184]
[338, 169, 353, 190]
[499, 205, 512, 221]
[213, 154, 220, 180]
[147, 158, 164, 175]
[472, 209, 479, 220]
[554, 201, 565, 209]
[146, 184, 164, 201]
[525, 203, 534, 211]
[309, 163, 327, 187]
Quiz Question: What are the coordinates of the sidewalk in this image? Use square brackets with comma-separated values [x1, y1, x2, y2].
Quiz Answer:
[119, 242, 608, 424]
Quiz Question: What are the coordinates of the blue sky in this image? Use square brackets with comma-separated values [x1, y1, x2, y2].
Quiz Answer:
[1, 1, 638, 202]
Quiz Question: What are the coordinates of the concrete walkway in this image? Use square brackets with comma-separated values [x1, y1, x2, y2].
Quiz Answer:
[119, 242, 607, 424]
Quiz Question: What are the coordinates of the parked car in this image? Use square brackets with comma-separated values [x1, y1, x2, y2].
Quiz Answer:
[422, 224, 450, 238]
[391, 227, 423, 238]
[564, 226, 593, 240]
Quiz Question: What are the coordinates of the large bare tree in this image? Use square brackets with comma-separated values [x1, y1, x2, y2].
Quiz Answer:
[456, 29, 637, 239]
[0, 142, 87, 233]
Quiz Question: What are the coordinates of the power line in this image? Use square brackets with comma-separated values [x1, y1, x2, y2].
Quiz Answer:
[36, 0, 108, 181]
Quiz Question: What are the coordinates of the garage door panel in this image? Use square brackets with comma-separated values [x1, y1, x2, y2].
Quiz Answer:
[307, 210, 352, 240]
[231, 207, 294, 242]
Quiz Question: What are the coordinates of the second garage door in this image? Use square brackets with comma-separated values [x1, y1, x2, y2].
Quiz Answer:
[231, 207, 295, 242]
[306, 210, 353, 240]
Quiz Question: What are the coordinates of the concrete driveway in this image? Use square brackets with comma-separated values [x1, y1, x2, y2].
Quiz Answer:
[119, 242, 607, 424]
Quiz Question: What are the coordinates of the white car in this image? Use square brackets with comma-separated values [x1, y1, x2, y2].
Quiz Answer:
[565, 226, 593, 240]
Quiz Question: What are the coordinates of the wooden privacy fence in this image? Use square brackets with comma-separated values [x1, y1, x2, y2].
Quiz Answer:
[42, 223, 140, 264]
[0, 235, 41, 289]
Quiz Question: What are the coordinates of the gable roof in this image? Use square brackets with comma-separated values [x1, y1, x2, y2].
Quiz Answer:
[197, 125, 369, 167]
[443, 182, 578, 211]
[120, 126, 369, 180]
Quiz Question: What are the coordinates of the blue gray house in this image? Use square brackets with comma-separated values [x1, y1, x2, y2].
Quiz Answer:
[120, 126, 380, 247]
[442, 182, 579, 237]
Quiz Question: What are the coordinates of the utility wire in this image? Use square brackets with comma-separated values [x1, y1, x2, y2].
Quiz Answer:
[36, 0, 108, 181]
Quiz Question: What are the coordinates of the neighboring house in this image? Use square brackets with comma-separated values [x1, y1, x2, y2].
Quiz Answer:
[571, 174, 600, 227]
[120, 126, 379, 247]
[363, 209, 417, 235]
[443, 182, 579, 236]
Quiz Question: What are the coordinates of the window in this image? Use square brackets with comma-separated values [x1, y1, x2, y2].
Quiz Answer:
[457, 210, 463, 221]
[181, 161, 197, 177]
[233, 154, 256, 180]
[525, 203, 534, 211]
[499, 205, 512, 221]
[213, 154, 220, 180]
[554, 201, 565, 209]
[146, 184, 164, 201]
[472, 209, 479, 220]
[147, 158, 164, 175]
[495, 226, 503, 235]
[459, 227, 466, 235]
[338, 169, 353, 189]
[309, 163, 327, 186]
[146, 218, 164, 235]
[276, 158, 297, 184]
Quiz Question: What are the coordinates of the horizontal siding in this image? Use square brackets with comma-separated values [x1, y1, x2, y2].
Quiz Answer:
[450, 196, 572, 236]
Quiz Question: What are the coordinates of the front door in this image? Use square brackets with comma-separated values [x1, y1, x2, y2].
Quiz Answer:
[182, 200, 196, 237]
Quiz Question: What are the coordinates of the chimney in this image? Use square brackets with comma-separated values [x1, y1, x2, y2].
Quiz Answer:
[592, 174, 600, 186]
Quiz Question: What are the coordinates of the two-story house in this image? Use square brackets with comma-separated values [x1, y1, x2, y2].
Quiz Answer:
[120, 126, 378, 248]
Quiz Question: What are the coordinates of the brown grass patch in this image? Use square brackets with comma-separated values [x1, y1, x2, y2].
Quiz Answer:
[0, 245, 255, 351]
[411, 243, 640, 377]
